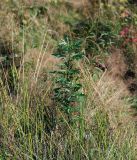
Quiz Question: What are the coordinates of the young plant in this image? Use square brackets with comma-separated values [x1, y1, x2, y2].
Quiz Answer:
[52, 35, 84, 124]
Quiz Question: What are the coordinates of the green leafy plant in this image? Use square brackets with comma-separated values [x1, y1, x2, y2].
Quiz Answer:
[52, 35, 84, 124]
[73, 20, 116, 55]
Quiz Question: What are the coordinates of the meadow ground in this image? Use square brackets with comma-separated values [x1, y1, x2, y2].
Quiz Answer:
[0, 0, 137, 159]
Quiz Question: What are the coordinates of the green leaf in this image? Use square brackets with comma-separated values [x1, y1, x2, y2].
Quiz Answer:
[52, 52, 65, 58]
[71, 52, 84, 60]
[73, 83, 82, 91]
[67, 69, 80, 75]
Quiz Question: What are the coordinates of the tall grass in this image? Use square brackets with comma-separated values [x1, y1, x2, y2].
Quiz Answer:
[0, 0, 137, 159]
[0, 63, 136, 159]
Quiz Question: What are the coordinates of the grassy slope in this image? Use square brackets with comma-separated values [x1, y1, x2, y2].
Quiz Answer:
[0, 0, 137, 159]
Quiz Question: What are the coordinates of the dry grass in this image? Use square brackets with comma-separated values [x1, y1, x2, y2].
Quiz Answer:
[0, 0, 137, 159]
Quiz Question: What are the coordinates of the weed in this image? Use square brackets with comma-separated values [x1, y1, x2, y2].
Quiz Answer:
[52, 35, 84, 124]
